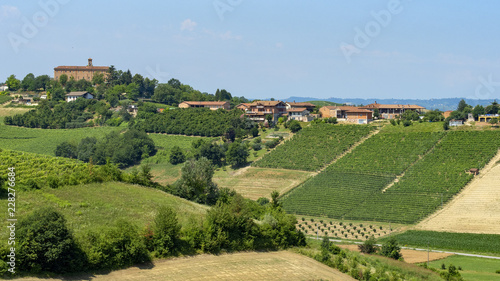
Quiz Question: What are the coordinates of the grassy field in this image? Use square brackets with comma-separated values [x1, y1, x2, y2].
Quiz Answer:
[426, 255, 500, 281]
[384, 230, 500, 256]
[0, 121, 122, 156]
[0, 182, 208, 241]
[213, 167, 314, 200]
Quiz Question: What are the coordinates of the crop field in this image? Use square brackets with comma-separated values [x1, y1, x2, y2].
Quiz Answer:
[0, 182, 208, 241]
[329, 131, 443, 176]
[0, 149, 93, 188]
[0, 121, 121, 156]
[384, 230, 500, 256]
[426, 255, 500, 281]
[213, 167, 314, 200]
[253, 123, 373, 171]
[18, 251, 353, 281]
[282, 130, 500, 224]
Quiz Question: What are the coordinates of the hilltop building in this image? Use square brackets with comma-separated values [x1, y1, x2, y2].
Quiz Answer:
[240, 100, 287, 122]
[178, 101, 230, 110]
[285, 102, 316, 112]
[54, 58, 109, 82]
[359, 102, 425, 119]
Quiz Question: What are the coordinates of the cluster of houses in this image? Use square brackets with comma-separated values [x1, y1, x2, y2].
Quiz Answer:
[178, 100, 426, 124]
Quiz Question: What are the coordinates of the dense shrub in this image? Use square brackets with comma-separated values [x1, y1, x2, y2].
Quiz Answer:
[173, 157, 219, 205]
[84, 220, 150, 270]
[169, 145, 186, 165]
[151, 206, 181, 257]
[17, 208, 85, 273]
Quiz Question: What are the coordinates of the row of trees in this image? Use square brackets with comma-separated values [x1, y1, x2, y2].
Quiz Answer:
[55, 129, 157, 168]
[3, 189, 305, 275]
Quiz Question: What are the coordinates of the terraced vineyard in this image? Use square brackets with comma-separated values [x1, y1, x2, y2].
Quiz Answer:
[253, 123, 373, 171]
[283, 130, 500, 224]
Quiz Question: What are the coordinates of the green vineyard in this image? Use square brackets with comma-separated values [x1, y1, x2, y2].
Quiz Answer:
[253, 123, 373, 171]
[0, 149, 119, 189]
[282, 130, 500, 224]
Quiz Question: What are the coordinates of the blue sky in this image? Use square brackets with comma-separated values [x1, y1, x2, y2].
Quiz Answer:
[1, 0, 500, 100]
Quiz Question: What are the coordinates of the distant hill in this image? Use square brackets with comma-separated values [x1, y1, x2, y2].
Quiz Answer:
[305, 100, 343, 107]
[283, 96, 498, 111]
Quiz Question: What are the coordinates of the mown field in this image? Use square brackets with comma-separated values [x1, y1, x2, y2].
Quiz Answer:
[282, 129, 500, 224]
[426, 255, 500, 281]
[254, 123, 373, 171]
[0, 182, 208, 242]
[384, 230, 500, 256]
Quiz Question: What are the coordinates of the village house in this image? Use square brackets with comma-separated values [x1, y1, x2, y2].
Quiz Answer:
[66, 91, 94, 102]
[285, 101, 316, 112]
[287, 107, 313, 122]
[0, 84, 8, 91]
[54, 58, 109, 82]
[319, 106, 373, 124]
[449, 119, 464, 127]
[478, 114, 500, 123]
[178, 101, 230, 110]
[236, 103, 251, 111]
[359, 102, 425, 119]
[244, 100, 287, 122]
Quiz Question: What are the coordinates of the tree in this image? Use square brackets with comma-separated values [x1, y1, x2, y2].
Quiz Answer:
[121, 69, 133, 85]
[126, 82, 140, 100]
[5, 74, 21, 91]
[77, 137, 97, 162]
[169, 146, 186, 165]
[152, 206, 181, 257]
[251, 126, 259, 137]
[55, 141, 77, 158]
[289, 120, 302, 133]
[226, 141, 249, 167]
[425, 110, 444, 122]
[106, 65, 119, 86]
[443, 120, 450, 130]
[472, 105, 485, 119]
[485, 100, 499, 115]
[167, 78, 181, 89]
[373, 108, 380, 118]
[59, 74, 68, 86]
[92, 72, 105, 86]
[175, 157, 219, 205]
[17, 207, 84, 273]
[457, 99, 469, 112]
[21, 73, 36, 91]
[379, 237, 402, 260]
[358, 235, 378, 254]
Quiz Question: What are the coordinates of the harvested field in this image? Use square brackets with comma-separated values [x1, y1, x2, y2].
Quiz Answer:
[214, 167, 314, 200]
[19, 251, 353, 281]
[338, 244, 452, 264]
[417, 150, 500, 234]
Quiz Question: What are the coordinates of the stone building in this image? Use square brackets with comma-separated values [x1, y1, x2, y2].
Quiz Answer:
[54, 58, 109, 82]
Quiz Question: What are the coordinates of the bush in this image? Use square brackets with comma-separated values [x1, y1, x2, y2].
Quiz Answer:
[17, 207, 85, 273]
[84, 220, 150, 270]
[257, 197, 270, 205]
[289, 120, 302, 133]
[358, 235, 378, 254]
[252, 143, 262, 151]
[379, 237, 402, 260]
[152, 206, 181, 257]
[55, 141, 77, 158]
[169, 146, 186, 165]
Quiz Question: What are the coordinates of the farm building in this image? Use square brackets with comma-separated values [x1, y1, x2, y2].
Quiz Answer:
[359, 102, 425, 119]
[319, 106, 372, 124]
[449, 119, 464, 127]
[178, 101, 230, 110]
[0, 84, 8, 91]
[478, 114, 499, 123]
[66, 91, 94, 102]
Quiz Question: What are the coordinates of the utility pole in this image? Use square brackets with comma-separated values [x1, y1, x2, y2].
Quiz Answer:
[427, 241, 430, 267]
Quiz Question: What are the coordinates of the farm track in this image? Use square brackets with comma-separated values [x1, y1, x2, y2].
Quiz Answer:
[416, 149, 500, 234]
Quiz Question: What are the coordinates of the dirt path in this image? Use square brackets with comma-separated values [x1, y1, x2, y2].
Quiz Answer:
[19, 251, 354, 281]
[416, 149, 500, 234]
[338, 244, 452, 264]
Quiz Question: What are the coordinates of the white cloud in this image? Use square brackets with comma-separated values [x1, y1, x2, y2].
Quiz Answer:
[219, 31, 242, 40]
[180, 19, 197, 31]
[0, 5, 21, 21]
